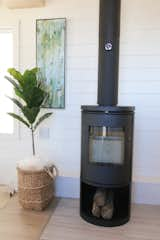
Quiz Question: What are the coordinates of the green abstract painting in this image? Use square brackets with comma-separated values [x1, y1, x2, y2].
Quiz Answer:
[36, 18, 66, 108]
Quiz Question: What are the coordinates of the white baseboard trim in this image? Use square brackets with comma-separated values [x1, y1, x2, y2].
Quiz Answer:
[55, 177, 160, 205]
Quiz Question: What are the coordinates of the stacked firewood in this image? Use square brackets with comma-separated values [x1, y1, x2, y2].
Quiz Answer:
[92, 189, 114, 220]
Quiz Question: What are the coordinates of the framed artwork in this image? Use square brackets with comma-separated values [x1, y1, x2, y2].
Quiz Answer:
[36, 18, 66, 109]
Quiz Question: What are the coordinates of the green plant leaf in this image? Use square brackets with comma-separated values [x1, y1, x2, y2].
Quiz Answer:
[19, 71, 43, 107]
[7, 97, 24, 110]
[8, 113, 30, 128]
[30, 67, 39, 75]
[5, 76, 21, 90]
[21, 72, 37, 104]
[30, 87, 45, 107]
[34, 113, 52, 130]
[22, 88, 45, 108]
[8, 68, 23, 82]
[5, 76, 25, 103]
[14, 88, 26, 103]
[23, 69, 37, 86]
[22, 106, 40, 124]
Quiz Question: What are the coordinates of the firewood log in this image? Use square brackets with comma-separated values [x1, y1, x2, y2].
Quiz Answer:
[92, 201, 101, 218]
[93, 189, 107, 207]
[101, 202, 114, 220]
[101, 191, 114, 220]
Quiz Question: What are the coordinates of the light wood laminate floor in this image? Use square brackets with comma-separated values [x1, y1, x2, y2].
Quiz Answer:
[1, 196, 160, 240]
[0, 195, 55, 240]
[41, 198, 160, 240]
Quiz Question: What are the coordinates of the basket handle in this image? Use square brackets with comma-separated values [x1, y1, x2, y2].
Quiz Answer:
[44, 165, 57, 179]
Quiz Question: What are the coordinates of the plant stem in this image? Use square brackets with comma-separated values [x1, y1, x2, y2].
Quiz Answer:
[31, 127, 35, 156]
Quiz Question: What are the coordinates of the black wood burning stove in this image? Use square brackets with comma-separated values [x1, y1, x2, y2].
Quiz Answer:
[80, 0, 135, 227]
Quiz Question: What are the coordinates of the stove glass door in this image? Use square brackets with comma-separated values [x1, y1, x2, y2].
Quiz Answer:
[89, 126, 125, 165]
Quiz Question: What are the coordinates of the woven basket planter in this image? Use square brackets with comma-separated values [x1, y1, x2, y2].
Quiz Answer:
[17, 166, 56, 211]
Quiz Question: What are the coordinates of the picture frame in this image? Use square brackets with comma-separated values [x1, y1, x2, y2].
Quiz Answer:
[36, 18, 66, 109]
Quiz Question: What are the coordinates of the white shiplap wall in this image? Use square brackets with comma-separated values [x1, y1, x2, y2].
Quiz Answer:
[119, 0, 160, 182]
[0, 0, 160, 190]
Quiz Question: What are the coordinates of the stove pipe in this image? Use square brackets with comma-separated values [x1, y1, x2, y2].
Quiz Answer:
[98, 0, 121, 106]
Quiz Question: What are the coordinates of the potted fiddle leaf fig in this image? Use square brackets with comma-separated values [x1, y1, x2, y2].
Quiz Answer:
[5, 67, 52, 155]
[5, 68, 56, 210]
